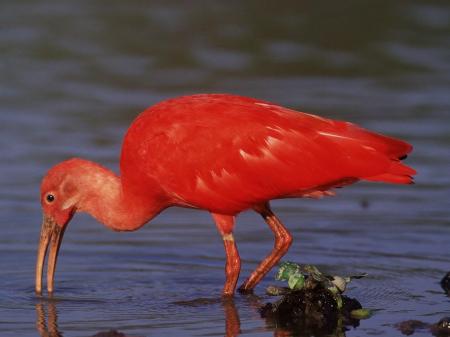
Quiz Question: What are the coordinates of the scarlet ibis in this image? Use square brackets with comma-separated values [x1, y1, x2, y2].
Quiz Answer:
[36, 94, 415, 296]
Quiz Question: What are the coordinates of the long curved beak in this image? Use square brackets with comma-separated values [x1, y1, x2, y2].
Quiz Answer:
[35, 214, 66, 295]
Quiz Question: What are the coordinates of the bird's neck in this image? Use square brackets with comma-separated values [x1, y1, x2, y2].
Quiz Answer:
[76, 162, 165, 231]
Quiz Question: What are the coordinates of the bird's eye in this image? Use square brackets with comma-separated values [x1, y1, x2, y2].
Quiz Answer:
[46, 194, 55, 203]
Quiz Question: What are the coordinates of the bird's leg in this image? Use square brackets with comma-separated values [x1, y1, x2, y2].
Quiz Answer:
[212, 213, 241, 296]
[238, 204, 292, 293]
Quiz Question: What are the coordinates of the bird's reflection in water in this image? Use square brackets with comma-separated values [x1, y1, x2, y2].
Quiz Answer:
[174, 296, 244, 337]
[222, 297, 241, 337]
[36, 296, 354, 337]
[219, 297, 282, 337]
[35, 301, 135, 337]
[36, 301, 62, 337]
[221, 295, 355, 337]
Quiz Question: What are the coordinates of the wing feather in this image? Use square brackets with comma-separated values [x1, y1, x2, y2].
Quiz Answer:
[124, 94, 415, 213]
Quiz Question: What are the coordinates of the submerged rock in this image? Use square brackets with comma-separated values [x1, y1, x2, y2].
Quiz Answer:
[441, 272, 450, 295]
[396, 317, 450, 336]
[431, 317, 450, 336]
[91, 331, 145, 337]
[260, 262, 371, 335]
[260, 286, 364, 335]
[91, 331, 127, 337]
[396, 320, 429, 335]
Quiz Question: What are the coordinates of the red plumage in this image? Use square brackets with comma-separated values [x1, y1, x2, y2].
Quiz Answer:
[37, 93, 416, 296]
[121, 94, 415, 214]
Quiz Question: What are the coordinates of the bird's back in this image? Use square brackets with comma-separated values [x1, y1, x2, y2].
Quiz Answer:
[120, 94, 415, 214]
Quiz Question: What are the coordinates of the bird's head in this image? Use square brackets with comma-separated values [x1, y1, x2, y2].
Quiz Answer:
[36, 159, 84, 295]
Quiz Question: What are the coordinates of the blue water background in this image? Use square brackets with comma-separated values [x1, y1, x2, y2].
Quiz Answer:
[0, 1, 449, 336]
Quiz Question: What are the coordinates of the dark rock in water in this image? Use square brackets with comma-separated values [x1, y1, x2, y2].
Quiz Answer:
[431, 317, 450, 336]
[395, 320, 429, 335]
[91, 331, 128, 337]
[396, 317, 450, 336]
[441, 272, 450, 295]
[260, 287, 362, 335]
[436, 317, 450, 329]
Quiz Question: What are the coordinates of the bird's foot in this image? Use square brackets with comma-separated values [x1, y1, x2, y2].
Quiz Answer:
[237, 285, 254, 295]
[221, 292, 235, 298]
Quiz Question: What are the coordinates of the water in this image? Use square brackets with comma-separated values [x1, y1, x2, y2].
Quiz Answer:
[1, 1, 449, 336]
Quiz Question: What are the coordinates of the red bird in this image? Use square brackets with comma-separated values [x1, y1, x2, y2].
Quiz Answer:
[36, 94, 415, 296]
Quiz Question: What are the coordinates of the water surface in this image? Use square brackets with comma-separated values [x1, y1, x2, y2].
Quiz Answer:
[1, 1, 449, 336]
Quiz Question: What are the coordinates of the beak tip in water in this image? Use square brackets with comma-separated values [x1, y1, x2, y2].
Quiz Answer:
[35, 214, 66, 296]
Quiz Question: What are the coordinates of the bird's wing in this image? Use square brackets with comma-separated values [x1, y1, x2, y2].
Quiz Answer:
[124, 94, 415, 213]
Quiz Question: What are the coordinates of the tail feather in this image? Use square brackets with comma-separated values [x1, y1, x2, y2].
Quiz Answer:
[339, 121, 413, 159]
[335, 121, 416, 185]
[365, 173, 414, 184]
[313, 119, 416, 186]
[365, 157, 416, 185]
[388, 161, 416, 176]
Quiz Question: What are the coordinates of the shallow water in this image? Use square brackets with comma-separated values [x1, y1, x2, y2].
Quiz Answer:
[1, 1, 449, 336]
